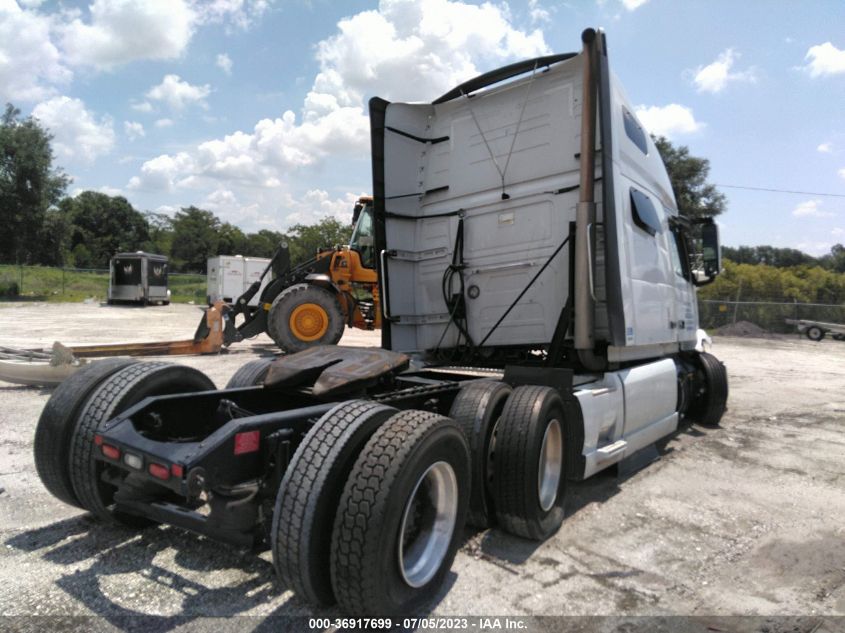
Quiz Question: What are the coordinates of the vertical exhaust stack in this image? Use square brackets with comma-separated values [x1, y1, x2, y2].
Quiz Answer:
[574, 28, 605, 371]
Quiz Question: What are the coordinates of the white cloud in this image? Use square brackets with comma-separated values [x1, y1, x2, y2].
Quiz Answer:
[621, 0, 648, 10]
[692, 49, 756, 93]
[0, 1, 72, 101]
[803, 42, 845, 78]
[796, 241, 832, 256]
[216, 53, 233, 75]
[125, 0, 549, 229]
[832, 227, 845, 237]
[60, 0, 196, 69]
[634, 103, 703, 138]
[146, 74, 211, 111]
[124, 120, 145, 141]
[131, 101, 153, 113]
[195, 0, 271, 30]
[839, 167, 845, 180]
[155, 118, 175, 128]
[128, 152, 195, 192]
[527, 0, 550, 23]
[792, 199, 833, 218]
[817, 142, 832, 153]
[32, 96, 115, 163]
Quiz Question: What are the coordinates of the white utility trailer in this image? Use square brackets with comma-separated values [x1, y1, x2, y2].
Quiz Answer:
[786, 318, 845, 341]
[206, 255, 271, 306]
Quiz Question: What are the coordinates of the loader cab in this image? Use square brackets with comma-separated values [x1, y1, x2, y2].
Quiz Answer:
[349, 198, 375, 269]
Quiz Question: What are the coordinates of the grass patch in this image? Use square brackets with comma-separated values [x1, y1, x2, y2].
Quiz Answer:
[0, 265, 206, 304]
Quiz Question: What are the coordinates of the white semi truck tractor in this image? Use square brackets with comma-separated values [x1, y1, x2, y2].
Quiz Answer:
[34, 28, 727, 617]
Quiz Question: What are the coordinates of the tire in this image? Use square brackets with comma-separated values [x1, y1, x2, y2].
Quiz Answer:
[330, 410, 470, 616]
[493, 385, 567, 541]
[266, 283, 345, 353]
[687, 351, 728, 427]
[225, 357, 276, 388]
[806, 326, 825, 342]
[69, 362, 215, 525]
[272, 400, 397, 606]
[34, 358, 140, 508]
[448, 380, 512, 528]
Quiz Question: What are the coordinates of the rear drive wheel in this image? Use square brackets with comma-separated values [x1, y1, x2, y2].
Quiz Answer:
[225, 357, 276, 388]
[272, 400, 397, 606]
[267, 284, 344, 353]
[34, 358, 140, 508]
[330, 410, 470, 616]
[69, 362, 215, 525]
[687, 352, 728, 427]
[806, 326, 825, 341]
[493, 386, 567, 541]
[448, 380, 512, 528]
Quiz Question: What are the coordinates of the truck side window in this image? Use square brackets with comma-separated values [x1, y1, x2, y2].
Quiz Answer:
[630, 188, 661, 236]
[623, 107, 648, 155]
[668, 229, 687, 279]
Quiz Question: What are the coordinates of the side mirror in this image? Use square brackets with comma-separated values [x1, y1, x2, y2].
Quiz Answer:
[700, 222, 721, 276]
[691, 219, 721, 286]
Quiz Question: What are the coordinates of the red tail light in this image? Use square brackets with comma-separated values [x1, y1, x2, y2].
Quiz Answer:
[101, 444, 121, 460]
[234, 430, 260, 455]
[94, 435, 104, 446]
[171, 464, 184, 478]
[148, 463, 170, 481]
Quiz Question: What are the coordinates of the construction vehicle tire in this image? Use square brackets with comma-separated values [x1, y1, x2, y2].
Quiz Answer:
[69, 362, 215, 526]
[448, 380, 512, 528]
[806, 326, 825, 341]
[34, 358, 140, 509]
[493, 386, 567, 541]
[330, 410, 470, 616]
[272, 400, 397, 606]
[267, 283, 345, 353]
[225, 357, 276, 388]
[687, 352, 728, 427]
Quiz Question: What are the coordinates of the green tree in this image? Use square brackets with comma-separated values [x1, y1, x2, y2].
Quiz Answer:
[217, 222, 248, 256]
[654, 136, 726, 220]
[58, 191, 150, 268]
[170, 206, 220, 272]
[244, 229, 287, 258]
[0, 104, 70, 263]
[143, 212, 174, 257]
[287, 217, 353, 264]
[34, 208, 73, 266]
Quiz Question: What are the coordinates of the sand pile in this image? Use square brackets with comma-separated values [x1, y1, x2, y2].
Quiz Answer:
[715, 320, 772, 338]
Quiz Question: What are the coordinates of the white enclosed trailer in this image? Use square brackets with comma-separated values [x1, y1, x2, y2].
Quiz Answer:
[107, 251, 170, 305]
[206, 255, 272, 306]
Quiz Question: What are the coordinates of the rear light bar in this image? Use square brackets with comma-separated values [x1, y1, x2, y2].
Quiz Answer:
[101, 444, 121, 461]
[234, 430, 260, 455]
[148, 463, 170, 481]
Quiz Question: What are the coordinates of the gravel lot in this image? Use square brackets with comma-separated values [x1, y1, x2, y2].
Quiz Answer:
[0, 302, 843, 628]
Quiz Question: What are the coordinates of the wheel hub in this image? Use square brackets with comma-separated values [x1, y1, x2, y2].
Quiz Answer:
[398, 461, 458, 588]
[289, 303, 329, 341]
[537, 419, 562, 512]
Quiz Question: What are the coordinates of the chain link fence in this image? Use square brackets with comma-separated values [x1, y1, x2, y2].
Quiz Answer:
[0, 265, 206, 303]
[700, 299, 845, 334]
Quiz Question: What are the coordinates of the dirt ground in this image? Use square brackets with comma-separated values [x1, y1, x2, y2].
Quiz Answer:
[0, 302, 843, 629]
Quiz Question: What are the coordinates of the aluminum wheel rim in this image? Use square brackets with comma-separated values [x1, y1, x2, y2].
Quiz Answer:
[537, 419, 562, 512]
[398, 461, 458, 588]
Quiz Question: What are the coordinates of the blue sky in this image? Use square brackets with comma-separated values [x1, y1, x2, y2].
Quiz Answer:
[2, 0, 844, 255]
